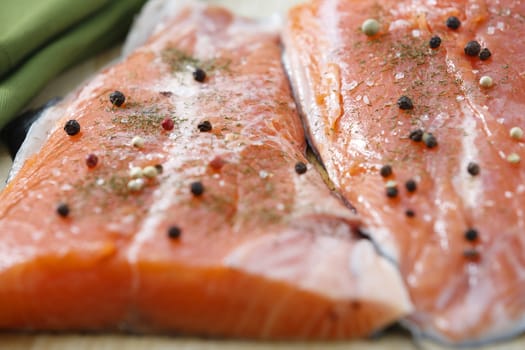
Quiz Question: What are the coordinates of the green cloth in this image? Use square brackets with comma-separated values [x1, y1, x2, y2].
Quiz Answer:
[0, 0, 147, 130]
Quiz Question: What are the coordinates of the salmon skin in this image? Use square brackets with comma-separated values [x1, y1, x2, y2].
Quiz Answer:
[0, 98, 61, 159]
[284, 0, 525, 345]
[0, 2, 412, 339]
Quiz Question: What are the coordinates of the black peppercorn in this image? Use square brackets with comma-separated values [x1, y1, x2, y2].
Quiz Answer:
[380, 164, 393, 177]
[405, 209, 415, 217]
[405, 179, 417, 192]
[467, 162, 480, 176]
[295, 161, 307, 174]
[446, 16, 461, 30]
[386, 186, 398, 198]
[409, 129, 424, 142]
[479, 48, 491, 61]
[168, 226, 182, 239]
[429, 36, 442, 49]
[397, 95, 414, 110]
[464, 41, 481, 56]
[190, 181, 204, 196]
[56, 203, 70, 217]
[464, 228, 478, 241]
[109, 90, 126, 107]
[193, 68, 206, 82]
[385, 181, 398, 198]
[64, 119, 81, 136]
[198, 120, 212, 132]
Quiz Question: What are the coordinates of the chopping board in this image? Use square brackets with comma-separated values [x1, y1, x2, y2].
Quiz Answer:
[0, 0, 524, 349]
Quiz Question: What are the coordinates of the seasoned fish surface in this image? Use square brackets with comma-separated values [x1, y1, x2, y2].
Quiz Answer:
[284, 0, 525, 344]
[0, 3, 411, 339]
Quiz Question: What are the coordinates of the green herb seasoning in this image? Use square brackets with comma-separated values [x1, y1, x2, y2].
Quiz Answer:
[161, 48, 230, 74]
[112, 112, 169, 134]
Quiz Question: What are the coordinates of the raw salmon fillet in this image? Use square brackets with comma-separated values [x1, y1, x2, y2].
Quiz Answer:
[284, 0, 525, 345]
[0, 3, 412, 339]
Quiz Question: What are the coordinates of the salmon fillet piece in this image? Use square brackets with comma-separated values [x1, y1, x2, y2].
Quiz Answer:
[0, 3, 412, 339]
[284, 0, 525, 345]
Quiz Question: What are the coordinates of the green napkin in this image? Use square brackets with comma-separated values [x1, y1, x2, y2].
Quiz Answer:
[0, 0, 147, 130]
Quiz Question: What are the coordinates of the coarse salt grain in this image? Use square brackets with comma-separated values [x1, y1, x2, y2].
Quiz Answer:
[131, 136, 145, 148]
[127, 178, 145, 192]
[129, 167, 143, 178]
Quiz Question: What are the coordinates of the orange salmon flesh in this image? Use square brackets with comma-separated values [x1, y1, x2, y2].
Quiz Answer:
[1, 0, 525, 345]
[283, 0, 525, 345]
[0, 3, 411, 340]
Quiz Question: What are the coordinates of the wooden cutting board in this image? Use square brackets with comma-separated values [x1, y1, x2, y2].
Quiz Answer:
[1, 0, 524, 349]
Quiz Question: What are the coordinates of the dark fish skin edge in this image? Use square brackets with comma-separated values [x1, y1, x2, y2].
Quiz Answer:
[0, 97, 62, 159]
